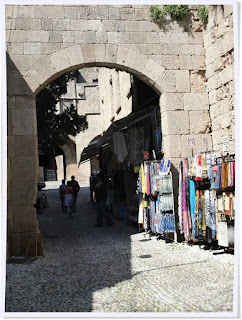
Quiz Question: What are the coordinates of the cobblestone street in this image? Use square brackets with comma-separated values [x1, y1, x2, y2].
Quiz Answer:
[5, 182, 234, 313]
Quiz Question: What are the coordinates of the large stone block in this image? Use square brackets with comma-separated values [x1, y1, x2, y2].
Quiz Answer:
[11, 156, 38, 182]
[8, 136, 15, 158]
[102, 20, 125, 32]
[13, 135, 37, 157]
[12, 205, 38, 233]
[11, 109, 36, 136]
[105, 44, 118, 66]
[29, 19, 42, 30]
[9, 30, 27, 43]
[24, 42, 41, 55]
[167, 43, 195, 55]
[10, 43, 24, 55]
[85, 31, 96, 44]
[161, 55, 179, 70]
[176, 70, 190, 93]
[160, 93, 184, 111]
[52, 19, 71, 31]
[220, 111, 232, 129]
[15, 95, 35, 109]
[184, 92, 209, 111]
[159, 32, 188, 44]
[222, 29, 234, 54]
[40, 43, 61, 55]
[65, 45, 84, 67]
[128, 49, 148, 76]
[9, 182, 28, 206]
[135, 8, 146, 20]
[27, 30, 49, 42]
[71, 19, 88, 31]
[163, 135, 181, 158]
[95, 6, 109, 20]
[161, 110, 190, 135]
[49, 31, 62, 43]
[109, 7, 120, 20]
[203, 31, 215, 48]
[192, 55, 205, 70]
[143, 58, 165, 83]
[15, 18, 29, 30]
[74, 31, 86, 44]
[179, 55, 192, 70]
[96, 31, 108, 44]
[205, 40, 223, 64]
[189, 111, 210, 134]
[190, 71, 206, 92]
[156, 70, 176, 93]
[11, 55, 30, 71]
[207, 74, 221, 91]
[64, 6, 78, 19]
[188, 32, 204, 44]
[95, 44, 106, 64]
[120, 7, 135, 20]
[46, 5, 65, 19]
[129, 32, 147, 44]
[62, 31, 75, 43]
[224, 5, 233, 17]
[210, 102, 220, 119]
[30, 56, 56, 87]
[220, 65, 234, 85]
[116, 46, 132, 69]
[88, 20, 103, 32]
[81, 44, 96, 65]
[146, 32, 160, 44]
[18, 5, 35, 18]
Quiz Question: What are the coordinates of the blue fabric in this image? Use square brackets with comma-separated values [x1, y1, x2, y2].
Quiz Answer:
[189, 179, 196, 238]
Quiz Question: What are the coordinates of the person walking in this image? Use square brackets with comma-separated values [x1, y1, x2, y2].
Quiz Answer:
[69, 175, 80, 212]
[59, 179, 66, 212]
[93, 175, 113, 227]
[63, 181, 74, 218]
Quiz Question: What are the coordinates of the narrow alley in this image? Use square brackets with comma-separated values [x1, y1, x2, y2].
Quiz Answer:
[5, 182, 234, 313]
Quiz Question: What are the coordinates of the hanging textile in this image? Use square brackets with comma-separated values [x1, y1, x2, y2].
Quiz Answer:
[196, 155, 202, 181]
[112, 132, 128, 163]
[178, 162, 184, 234]
[209, 190, 217, 239]
[138, 196, 144, 224]
[146, 163, 151, 196]
[204, 190, 212, 242]
[189, 179, 196, 238]
[141, 164, 146, 194]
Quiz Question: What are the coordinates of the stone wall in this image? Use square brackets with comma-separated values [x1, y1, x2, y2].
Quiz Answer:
[203, 5, 235, 154]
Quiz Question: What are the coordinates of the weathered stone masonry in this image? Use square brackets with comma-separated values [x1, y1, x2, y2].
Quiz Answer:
[5, 5, 235, 255]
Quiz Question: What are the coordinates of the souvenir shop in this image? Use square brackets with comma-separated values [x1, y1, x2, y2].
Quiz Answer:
[178, 153, 235, 250]
[136, 158, 176, 240]
[95, 105, 162, 221]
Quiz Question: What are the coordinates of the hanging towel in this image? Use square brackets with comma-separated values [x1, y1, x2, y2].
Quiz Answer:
[189, 179, 196, 238]
[112, 132, 128, 163]
[146, 163, 150, 196]
[141, 164, 146, 194]
[211, 165, 219, 189]
[196, 155, 202, 181]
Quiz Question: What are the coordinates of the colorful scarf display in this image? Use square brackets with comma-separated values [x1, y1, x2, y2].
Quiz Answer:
[179, 154, 235, 246]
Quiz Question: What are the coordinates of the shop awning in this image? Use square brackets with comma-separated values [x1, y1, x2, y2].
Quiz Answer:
[79, 95, 159, 164]
[79, 139, 100, 164]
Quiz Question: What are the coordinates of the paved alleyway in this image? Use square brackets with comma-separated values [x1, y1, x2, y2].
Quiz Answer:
[5, 182, 234, 313]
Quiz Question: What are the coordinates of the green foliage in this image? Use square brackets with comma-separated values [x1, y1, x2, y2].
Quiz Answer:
[163, 5, 189, 19]
[150, 5, 166, 25]
[36, 71, 88, 156]
[150, 4, 208, 24]
[197, 5, 209, 23]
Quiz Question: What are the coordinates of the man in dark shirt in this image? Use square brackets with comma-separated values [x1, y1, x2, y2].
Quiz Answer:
[93, 175, 113, 227]
[69, 175, 80, 212]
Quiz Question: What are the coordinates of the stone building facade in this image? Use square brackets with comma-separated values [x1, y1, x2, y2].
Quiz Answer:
[5, 4, 235, 256]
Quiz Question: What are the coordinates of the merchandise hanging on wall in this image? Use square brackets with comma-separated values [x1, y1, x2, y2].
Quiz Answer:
[137, 159, 176, 239]
[178, 152, 235, 249]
